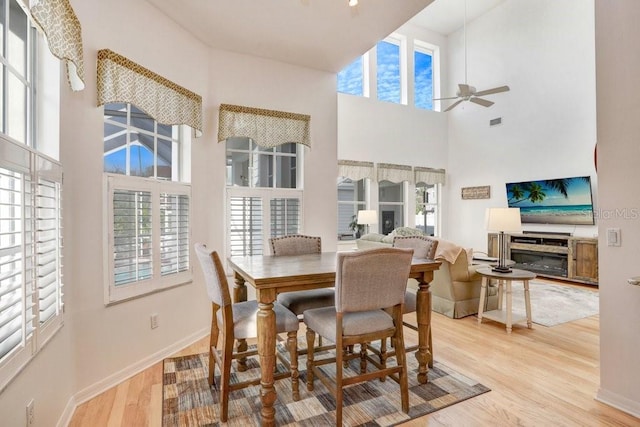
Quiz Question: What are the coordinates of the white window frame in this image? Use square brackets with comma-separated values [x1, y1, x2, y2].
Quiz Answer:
[376, 33, 407, 105]
[103, 174, 191, 304]
[416, 182, 440, 237]
[102, 103, 192, 304]
[413, 40, 439, 111]
[378, 180, 407, 234]
[337, 177, 369, 238]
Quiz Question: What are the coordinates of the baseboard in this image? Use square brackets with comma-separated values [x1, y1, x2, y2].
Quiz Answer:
[58, 327, 209, 426]
[596, 387, 640, 418]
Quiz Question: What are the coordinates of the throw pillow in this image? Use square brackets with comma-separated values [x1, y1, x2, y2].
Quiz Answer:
[392, 227, 424, 237]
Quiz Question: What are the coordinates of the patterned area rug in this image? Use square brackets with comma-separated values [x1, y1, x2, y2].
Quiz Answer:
[162, 344, 490, 426]
[509, 280, 599, 326]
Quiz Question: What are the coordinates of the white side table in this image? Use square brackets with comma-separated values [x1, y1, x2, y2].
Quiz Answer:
[477, 267, 536, 333]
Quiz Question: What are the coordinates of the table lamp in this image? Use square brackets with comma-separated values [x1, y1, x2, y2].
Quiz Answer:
[357, 210, 378, 235]
[486, 207, 521, 273]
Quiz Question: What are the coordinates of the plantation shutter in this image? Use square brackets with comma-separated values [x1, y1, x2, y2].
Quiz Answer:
[228, 196, 263, 256]
[112, 189, 153, 286]
[160, 192, 190, 276]
[36, 172, 63, 325]
[270, 198, 300, 237]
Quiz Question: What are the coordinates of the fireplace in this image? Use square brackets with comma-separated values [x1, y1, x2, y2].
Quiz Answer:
[510, 249, 568, 278]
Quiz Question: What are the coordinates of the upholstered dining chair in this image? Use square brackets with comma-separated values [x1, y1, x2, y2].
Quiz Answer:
[303, 247, 414, 425]
[194, 243, 300, 422]
[270, 234, 335, 318]
[389, 235, 439, 368]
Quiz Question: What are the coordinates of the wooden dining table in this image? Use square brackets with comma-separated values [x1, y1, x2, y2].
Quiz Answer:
[227, 251, 441, 426]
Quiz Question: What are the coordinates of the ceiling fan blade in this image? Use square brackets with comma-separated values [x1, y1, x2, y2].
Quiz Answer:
[433, 96, 460, 101]
[474, 85, 510, 97]
[458, 83, 470, 93]
[444, 99, 464, 112]
[469, 97, 494, 107]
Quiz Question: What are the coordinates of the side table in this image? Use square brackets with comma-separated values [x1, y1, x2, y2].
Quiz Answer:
[477, 267, 536, 333]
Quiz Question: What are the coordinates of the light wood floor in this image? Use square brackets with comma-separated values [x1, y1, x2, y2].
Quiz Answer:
[68, 281, 639, 427]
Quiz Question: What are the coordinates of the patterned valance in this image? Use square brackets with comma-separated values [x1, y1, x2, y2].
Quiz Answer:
[28, 0, 85, 91]
[218, 104, 311, 148]
[97, 49, 203, 137]
[377, 163, 414, 184]
[338, 160, 375, 181]
[415, 167, 446, 185]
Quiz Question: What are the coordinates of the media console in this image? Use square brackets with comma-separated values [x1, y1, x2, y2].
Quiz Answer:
[487, 232, 598, 285]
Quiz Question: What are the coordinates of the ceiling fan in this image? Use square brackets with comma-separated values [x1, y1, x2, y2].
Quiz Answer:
[434, 0, 510, 112]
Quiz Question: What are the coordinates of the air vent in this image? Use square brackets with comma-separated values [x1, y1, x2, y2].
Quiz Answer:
[490, 117, 502, 127]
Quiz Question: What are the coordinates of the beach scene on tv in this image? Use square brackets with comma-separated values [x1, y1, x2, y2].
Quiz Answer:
[505, 176, 595, 225]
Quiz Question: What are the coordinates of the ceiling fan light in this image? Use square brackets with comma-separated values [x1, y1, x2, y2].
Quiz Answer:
[349, 0, 358, 6]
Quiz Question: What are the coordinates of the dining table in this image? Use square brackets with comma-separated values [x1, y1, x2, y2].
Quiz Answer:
[227, 251, 441, 426]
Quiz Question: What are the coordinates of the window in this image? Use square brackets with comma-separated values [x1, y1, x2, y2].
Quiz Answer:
[337, 56, 364, 96]
[337, 177, 366, 238]
[103, 103, 191, 303]
[226, 138, 302, 256]
[376, 36, 404, 104]
[414, 44, 434, 110]
[416, 183, 439, 236]
[379, 181, 405, 235]
[0, 1, 63, 392]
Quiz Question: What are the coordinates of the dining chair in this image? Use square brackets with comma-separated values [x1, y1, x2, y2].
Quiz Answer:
[194, 243, 300, 422]
[270, 234, 335, 317]
[303, 247, 414, 425]
[388, 235, 439, 368]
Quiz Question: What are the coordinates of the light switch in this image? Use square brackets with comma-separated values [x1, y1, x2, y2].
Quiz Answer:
[607, 228, 621, 246]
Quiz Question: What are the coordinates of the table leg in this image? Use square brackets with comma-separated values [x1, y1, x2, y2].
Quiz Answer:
[478, 277, 488, 324]
[415, 271, 433, 384]
[497, 279, 504, 310]
[524, 279, 533, 328]
[257, 288, 277, 426]
[233, 272, 248, 371]
[505, 280, 513, 333]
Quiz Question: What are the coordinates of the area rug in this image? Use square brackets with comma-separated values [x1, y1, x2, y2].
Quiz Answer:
[162, 345, 490, 426]
[508, 280, 599, 327]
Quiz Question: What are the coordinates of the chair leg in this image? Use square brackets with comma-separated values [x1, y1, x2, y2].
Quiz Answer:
[306, 328, 316, 391]
[209, 311, 220, 387]
[428, 327, 434, 368]
[287, 331, 300, 401]
[336, 339, 344, 426]
[360, 342, 368, 374]
[208, 346, 216, 387]
[393, 330, 409, 414]
[220, 335, 234, 422]
[379, 338, 387, 382]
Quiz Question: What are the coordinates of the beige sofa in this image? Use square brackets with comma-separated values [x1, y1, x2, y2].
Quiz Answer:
[357, 233, 498, 319]
[431, 241, 498, 319]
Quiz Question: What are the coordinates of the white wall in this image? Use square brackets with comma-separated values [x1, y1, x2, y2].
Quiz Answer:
[0, 0, 338, 424]
[595, 0, 640, 416]
[444, 0, 597, 250]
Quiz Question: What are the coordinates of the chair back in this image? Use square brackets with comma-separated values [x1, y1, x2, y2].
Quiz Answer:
[270, 234, 321, 256]
[194, 243, 232, 307]
[392, 235, 439, 259]
[335, 247, 413, 313]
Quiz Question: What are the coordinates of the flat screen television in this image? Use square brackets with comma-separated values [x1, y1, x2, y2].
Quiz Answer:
[505, 176, 595, 225]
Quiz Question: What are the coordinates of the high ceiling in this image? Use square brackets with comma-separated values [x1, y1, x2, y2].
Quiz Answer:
[145, 0, 506, 73]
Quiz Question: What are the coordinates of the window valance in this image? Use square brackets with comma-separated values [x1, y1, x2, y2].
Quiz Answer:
[28, 0, 85, 91]
[97, 49, 203, 137]
[338, 160, 375, 181]
[377, 163, 414, 184]
[415, 167, 446, 185]
[218, 104, 311, 148]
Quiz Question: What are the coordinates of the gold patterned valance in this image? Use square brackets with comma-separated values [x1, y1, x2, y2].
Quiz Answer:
[338, 160, 375, 181]
[415, 167, 446, 185]
[97, 49, 203, 137]
[29, 0, 85, 91]
[377, 163, 414, 184]
[218, 104, 310, 148]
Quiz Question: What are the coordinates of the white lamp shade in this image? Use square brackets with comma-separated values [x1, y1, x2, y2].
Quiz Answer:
[357, 209, 378, 225]
[486, 207, 522, 232]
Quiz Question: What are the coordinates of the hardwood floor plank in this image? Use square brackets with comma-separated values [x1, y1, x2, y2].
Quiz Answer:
[67, 281, 640, 426]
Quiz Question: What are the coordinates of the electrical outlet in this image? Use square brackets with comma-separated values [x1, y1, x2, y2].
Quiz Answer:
[150, 313, 159, 329]
[26, 399, 34, 427]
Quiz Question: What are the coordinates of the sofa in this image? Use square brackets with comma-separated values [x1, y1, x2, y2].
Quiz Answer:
[356, 230, 498, 319]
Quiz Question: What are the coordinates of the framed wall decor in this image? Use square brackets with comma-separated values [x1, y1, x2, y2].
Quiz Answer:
[461, 185, 491, 200]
